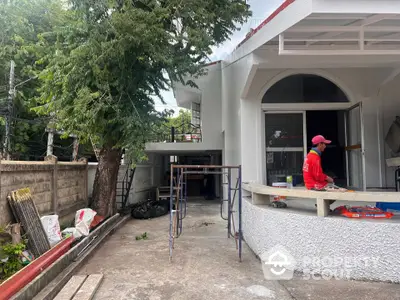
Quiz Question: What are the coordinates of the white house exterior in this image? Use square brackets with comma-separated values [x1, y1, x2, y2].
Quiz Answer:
[147, 0, 400, 190]
[145, 0, 400, 282]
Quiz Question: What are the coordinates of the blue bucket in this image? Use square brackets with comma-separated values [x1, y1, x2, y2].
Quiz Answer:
[376, 202, 400, 213]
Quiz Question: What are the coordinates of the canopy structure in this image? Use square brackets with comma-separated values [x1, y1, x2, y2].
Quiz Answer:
[227, 0, 400, 64]
[276, 13, 400, 56]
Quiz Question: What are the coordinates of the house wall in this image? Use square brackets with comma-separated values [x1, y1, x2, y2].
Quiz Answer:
[199, 66, 224, 150]
[222, 57, 254, 167]
[380, 77, 400, 187]
[148, 65, 224, 152]
[221, 56, 254, 227]
[237, 66, 400, 188]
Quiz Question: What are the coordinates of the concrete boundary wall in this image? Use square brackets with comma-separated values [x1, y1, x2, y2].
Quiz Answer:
[89, 156, 160, 207]
[0, 158, 89, 226]
[243, 198, 400, 283]
[0, 158, 157, 226]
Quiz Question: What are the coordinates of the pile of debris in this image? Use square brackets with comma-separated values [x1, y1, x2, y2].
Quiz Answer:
[0, 187, 105, 291]
[131, 199, 170, 219]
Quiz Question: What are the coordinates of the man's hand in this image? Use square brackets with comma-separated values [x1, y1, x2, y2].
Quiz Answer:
[326, 176, 334, 183]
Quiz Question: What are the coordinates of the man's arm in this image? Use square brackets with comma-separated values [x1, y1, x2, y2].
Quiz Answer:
[312, 159, 332, 183]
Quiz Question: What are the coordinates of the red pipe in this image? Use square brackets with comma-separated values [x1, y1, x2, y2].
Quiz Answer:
[0, 237, 74, 300]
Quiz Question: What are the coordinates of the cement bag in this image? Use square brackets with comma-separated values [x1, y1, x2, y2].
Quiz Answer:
[74, 208, 97, 237]
[40, 215, 62, 247]
[62, 227, 83, 239]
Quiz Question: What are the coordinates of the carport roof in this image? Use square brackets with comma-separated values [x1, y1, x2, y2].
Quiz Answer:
[273, 13, 400, 56]
[226, 0, 400, 63]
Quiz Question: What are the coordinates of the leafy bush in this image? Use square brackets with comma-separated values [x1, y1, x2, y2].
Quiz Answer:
[0, 243, 26, 281]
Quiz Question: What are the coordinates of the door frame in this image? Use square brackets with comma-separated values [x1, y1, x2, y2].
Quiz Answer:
[262, 111, 307, 185]
[344, 102, 366, 191]
[262, 103, 366, 189]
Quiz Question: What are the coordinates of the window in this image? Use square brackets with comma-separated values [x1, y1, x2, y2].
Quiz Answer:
[191, 102, 201, 126]
[262, 75, 348, 103]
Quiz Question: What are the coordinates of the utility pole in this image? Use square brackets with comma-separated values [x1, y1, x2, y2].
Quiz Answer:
[72, 138, 79, 161]
[3, 60, 15, 160]
[47, 128, 54, 156]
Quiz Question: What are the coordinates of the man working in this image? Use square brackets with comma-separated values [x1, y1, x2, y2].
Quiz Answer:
[303, 135, 336, 208]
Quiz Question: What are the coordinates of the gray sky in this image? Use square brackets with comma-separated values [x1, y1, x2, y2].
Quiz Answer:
[154, 0, 284, 114]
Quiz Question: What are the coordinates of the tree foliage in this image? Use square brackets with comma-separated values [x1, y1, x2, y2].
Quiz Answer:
[0, 0, 66, 159]
[167, 109, 192, 133]
[36, 0, 251, 162]
[2, 0, 251, 216]
[156, 109, 195, 142]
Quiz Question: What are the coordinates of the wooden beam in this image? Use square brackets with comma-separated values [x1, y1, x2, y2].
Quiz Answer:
[345, 144, 361, 151]
[54, 275, 87, 300]
[72, 274, 103, 300]
[244, 183, 400, 203]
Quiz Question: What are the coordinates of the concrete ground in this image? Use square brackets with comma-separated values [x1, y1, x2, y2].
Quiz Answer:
[78, 200, 400, 300]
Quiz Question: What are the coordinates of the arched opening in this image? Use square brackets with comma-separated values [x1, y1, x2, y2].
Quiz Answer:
[262, 74, 349, 103]
[262, 74, 360, 189]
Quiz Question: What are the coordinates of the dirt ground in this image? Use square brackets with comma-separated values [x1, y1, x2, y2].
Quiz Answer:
[78, 200, 400, 300]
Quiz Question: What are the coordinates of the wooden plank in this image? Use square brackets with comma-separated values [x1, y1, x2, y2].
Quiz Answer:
[244, 183, 400, 203]
[158, 193, 172, 198]
[252, 192, 271, 205]
[72, 274, 103, 300]
[345, 144, 362, 151]
[54, 275, 88, 300]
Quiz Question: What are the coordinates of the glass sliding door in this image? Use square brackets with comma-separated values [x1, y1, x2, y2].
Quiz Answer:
[265, 112, 307, 186]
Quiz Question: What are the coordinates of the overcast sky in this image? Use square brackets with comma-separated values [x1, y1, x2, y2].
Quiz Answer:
[154, 0, 284, 114]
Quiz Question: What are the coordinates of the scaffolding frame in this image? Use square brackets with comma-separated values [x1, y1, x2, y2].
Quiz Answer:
[169, 164, 243, 263]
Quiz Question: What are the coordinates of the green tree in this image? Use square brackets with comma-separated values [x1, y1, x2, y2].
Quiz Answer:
[37, 0, 251, 216]
[169, 110, 192, 132]
[0, 0, 65, 160]
[157, 109, 197, 142]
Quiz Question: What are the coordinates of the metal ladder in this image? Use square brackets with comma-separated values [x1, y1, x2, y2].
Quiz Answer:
[174, 168, 188, 238]
[116, 166, 136, 210]
[220, 169, 240, 249]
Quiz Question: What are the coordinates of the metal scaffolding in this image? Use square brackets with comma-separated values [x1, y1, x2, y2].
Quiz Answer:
[169, 164, 243, 263]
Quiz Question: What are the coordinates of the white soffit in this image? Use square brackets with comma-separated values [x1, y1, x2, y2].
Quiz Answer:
[272, 12, 400, 56]
[227, 0, 400, 61]
[271, 0, 400, 56]
[312, 0, 400, 15]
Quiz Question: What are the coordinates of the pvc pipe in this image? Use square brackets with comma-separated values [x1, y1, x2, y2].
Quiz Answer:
[0, 237, 74, 300]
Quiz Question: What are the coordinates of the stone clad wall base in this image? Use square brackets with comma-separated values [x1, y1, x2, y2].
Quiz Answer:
[243, 199, 400, 283]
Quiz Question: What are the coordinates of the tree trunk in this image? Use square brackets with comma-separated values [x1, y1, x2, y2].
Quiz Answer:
[91, 146, 122, 217]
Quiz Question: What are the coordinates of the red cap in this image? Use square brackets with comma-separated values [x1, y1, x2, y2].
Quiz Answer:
[312, 135, 331, 145]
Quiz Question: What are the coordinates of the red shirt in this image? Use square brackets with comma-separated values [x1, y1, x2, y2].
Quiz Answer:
[302, 150, 328, 190]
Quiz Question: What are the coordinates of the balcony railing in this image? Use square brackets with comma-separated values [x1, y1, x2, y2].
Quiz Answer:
[149, 122, 202, 143]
